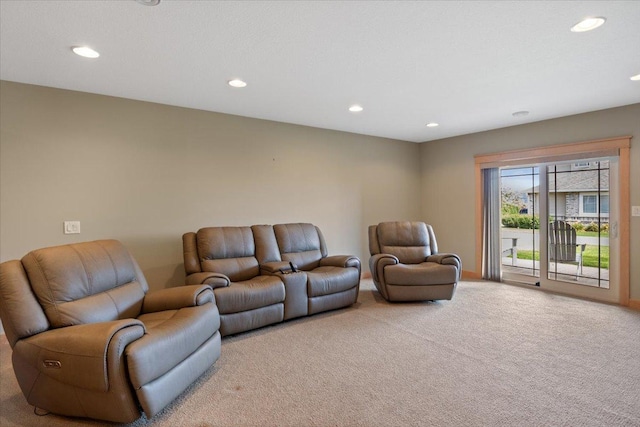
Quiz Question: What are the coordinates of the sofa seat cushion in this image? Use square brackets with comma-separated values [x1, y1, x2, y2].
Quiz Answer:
[127, 304, 219, 389]
[214, 276, 285, 315]
[307, 266, 359, 297]
[384, 262, 457, 286]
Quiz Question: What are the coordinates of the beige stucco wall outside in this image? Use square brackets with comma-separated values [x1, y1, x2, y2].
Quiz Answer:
[419, 103, 640, 300]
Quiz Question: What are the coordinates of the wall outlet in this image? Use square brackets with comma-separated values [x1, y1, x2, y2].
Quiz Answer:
[632, 206, 640, 217]
[63, 221, 81, 234]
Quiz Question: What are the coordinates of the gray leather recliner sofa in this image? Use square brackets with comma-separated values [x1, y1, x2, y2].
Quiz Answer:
[0, 240, 221, 423]
[183, 223, 361, 336]
[369, 221, 461, 301]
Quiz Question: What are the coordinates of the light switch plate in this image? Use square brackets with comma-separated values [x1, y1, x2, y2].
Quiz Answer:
[64, 221, 81, 234]
[632, 206, 640, 217]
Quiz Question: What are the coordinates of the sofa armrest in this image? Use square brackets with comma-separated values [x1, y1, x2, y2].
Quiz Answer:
[260, 261, 295, 275]
[14, 320, 145, 392]
[142, 285, 214, 313]
[426, 253, 461, 265]
[185, 272, 231, 289]
[320, 255, 361, 270]
[426, 253, 462, 278]
[369, 253, 398, 284]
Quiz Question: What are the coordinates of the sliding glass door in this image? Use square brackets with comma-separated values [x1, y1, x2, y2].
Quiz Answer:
[498, 157, 619, 302]
[540, 158, 619, 302]
[476, 136, 630, 305]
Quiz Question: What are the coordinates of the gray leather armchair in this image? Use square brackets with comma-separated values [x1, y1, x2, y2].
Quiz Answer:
[0, 240, 221, 423]
[369, 221, 461, 301]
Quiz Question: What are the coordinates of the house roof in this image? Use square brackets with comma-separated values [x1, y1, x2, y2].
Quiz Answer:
[1, 1, 639, 143]
[530, 167, 610, 194]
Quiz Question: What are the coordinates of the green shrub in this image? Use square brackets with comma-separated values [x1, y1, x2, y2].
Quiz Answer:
[517, 216, 531, 229]
[501, 214, 518, 228]
[584, 222, 600, 232]
[501, 204, 520, 215]
[571, 222, 584, 231]
[600, 223, 609, 232]
[532, 215, 540, 229]
[502, 214, 540, 229]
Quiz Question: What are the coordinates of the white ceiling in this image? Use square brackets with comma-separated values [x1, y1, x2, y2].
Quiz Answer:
[1, 1, 639, 143]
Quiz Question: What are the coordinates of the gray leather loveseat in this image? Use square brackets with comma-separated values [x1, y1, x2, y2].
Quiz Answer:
[183, 223, 361, 336]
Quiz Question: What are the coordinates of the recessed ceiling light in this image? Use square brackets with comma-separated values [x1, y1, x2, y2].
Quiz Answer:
[228, 79, 247, 88]
[136, 0, 160, 5]
[631, 74, 640, 81]
[426, 122, 439, 127]
[72, 46, 100, 58]
[570, 17, 606, 32]
[349, 105, 363, 112]
[512, 111, 530, 117]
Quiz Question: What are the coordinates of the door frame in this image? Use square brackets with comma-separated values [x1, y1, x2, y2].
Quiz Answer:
[474, 136, 631, 305]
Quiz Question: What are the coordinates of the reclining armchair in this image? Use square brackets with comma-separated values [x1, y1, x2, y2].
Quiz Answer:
[272, 223, 361, 316]
[0, 240, 221, 423]
[368, 221, 461, 301]
[183, 225, 286, 336]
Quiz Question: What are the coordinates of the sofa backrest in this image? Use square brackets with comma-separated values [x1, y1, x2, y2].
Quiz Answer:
[192, 226, 260, 281]
[370, 221, 438, 264]
[251, 224, 282, 264]
[273, 223, 328, 270]
[19, 240, 149, 329]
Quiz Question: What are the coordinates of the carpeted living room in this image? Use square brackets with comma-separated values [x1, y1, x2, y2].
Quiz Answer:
[1, 1, 640, 426]
[2, 279, 640, 426]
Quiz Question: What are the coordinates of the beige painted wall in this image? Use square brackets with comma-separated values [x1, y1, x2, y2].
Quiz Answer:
[420, 103, 640, 300]
[2, 80, 637, 313]
[0, 81, 422, 292]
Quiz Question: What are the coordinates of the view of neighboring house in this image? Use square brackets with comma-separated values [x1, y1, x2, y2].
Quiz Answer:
[527, 161, 610, 224]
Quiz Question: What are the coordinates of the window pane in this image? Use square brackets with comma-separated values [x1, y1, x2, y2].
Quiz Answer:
[583, 195, 597, 213]
[600, 195, 609, 214]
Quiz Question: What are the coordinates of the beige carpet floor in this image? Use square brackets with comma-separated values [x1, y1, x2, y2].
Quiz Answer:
[1, 279, 639, 426]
